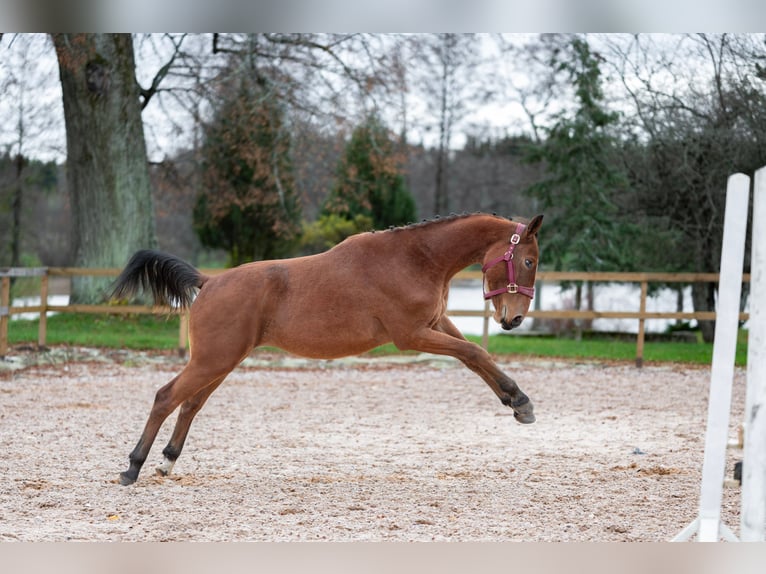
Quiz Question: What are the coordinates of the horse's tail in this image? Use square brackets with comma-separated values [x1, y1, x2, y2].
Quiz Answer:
[110, 249, 209, 309]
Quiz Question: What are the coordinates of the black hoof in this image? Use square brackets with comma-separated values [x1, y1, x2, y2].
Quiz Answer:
[119, 471, 137, 486]
[514, 411, 536, 424]
[509, 395, 535, 424]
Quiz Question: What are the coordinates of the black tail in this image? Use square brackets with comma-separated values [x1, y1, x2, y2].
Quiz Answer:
[110, 250, 206, 309]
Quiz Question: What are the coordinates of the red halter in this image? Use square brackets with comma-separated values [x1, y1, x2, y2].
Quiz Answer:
[481, 223, 535, 300]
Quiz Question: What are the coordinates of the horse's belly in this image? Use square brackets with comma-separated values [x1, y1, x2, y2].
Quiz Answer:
[262, 314, 389, 360]
[266, 332, 388, 360]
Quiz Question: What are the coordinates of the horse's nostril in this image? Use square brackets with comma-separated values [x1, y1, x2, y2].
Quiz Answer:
[510, 315, 523, 329]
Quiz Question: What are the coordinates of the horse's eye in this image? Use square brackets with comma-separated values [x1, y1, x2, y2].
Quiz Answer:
[525, 258, 534, 269]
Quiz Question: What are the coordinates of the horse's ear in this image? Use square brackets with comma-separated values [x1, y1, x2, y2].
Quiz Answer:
[524, 214, 544, 239]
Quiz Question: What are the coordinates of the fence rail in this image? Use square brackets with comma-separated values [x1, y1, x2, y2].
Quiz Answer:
[0, 267, 751, 366]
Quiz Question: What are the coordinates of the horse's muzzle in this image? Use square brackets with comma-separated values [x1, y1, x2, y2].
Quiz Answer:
[501, 314, 524, 331]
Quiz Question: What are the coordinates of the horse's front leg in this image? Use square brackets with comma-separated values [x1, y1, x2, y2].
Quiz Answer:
[397, 321, 535, 423]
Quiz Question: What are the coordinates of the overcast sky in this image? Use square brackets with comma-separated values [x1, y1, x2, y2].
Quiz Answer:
[1, 28, 761, 164]
[0, 33, 543, 164]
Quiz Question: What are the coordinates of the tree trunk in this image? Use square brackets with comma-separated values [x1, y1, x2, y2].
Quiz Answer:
[53, 34, 157, 303]
[676, 286, 684, 326]
[574, 282, 583, 341]
[433, 104, 449, 215]
[433, 40, 451, 215]
[692, 281, 716, 343]
[434, 144, 448, 215]
[11, 154, 24, 269]
[584, 280, 594, 331]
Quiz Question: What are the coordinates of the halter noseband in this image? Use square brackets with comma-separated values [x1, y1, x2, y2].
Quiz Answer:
[481, 223, 535, 300]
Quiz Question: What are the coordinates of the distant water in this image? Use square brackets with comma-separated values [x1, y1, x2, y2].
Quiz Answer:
[10, 295, 70, 321]
[447, 281, 696, 336]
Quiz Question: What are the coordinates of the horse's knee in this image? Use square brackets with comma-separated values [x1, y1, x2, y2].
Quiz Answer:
[451, 341, 489, 370]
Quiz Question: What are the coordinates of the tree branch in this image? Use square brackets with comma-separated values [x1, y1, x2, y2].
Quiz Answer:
[139, 33, 187, 110]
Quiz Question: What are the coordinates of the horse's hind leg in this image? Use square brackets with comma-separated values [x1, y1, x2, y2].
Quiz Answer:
[119, 361, 235, 486]
[155, 378, 225, 478]
[119, 374, 184, 486]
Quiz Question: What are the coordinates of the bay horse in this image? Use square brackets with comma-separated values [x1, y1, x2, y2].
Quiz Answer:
[112, 213, 543, 485]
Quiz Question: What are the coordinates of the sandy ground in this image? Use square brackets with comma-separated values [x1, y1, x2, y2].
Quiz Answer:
[0, 346, 747, 542]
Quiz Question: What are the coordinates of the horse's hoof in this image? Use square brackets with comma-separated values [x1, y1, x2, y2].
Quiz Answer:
[119, 472, 136, 486]
[508, 394, 535, 424]
[514, 411, 536, 424]
[155, 457, 176, 477]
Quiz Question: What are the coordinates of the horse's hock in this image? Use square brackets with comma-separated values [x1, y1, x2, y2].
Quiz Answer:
[0, 352, 746, 541]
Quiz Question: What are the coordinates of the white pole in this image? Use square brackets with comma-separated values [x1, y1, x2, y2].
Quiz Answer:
[742, 167, 766, 542]
[673, 173, 750, 542]
[697, 173, 750, 542]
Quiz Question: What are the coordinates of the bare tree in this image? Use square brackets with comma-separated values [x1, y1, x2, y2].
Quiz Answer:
[139, 33, 399, 148]
[137, 34, 406, 242]
[408, 34, 486, 216]
[0, 34, 61, 268]
[494, 34, 578, 144]
[602, 33, 766, 341]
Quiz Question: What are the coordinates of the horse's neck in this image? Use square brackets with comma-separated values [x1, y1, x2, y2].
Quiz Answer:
[418, 216, 510, 277]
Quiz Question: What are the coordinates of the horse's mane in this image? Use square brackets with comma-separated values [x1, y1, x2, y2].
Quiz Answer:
[375, 212, 515, 234]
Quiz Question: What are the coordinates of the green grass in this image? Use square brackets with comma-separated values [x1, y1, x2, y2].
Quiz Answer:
[482, 333, 748, 365]
[375, 331, 749, 366]
[9, 313, 182, 350]
[8, 313, 748, 366]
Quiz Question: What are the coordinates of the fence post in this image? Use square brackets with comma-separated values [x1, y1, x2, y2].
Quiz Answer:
[482, 300, 490, 350]
[38, 271, 49, 348]
[636, 279, 648, 368]
[0, 275, 9, 357]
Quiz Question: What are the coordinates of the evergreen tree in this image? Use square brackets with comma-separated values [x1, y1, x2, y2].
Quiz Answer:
[194, 78, 302, 266]
[322, 115, 417, 230]
[525, 37, 635, 273]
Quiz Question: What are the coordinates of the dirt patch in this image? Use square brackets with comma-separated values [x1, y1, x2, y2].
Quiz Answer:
[0, 348, 747, 541]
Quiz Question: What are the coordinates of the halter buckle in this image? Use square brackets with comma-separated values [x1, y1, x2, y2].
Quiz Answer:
[507, 283, 518, 294]
[510, 233, 521, 245]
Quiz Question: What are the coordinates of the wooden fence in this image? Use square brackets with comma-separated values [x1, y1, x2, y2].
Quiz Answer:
[0, 267, 751, 367]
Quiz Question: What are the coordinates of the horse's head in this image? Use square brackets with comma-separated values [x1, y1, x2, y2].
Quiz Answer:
[482, 214, 543, 330]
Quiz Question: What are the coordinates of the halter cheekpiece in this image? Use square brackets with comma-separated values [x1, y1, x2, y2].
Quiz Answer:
[481, 223, 535, 300]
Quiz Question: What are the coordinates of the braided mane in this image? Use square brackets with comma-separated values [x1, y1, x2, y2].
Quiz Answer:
[378, 212, 514, 233]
